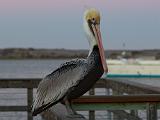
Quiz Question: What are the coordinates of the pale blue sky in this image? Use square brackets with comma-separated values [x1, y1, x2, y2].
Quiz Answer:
[0, 0, 160, 50]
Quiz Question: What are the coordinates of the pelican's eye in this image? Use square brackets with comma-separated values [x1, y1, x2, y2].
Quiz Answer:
[90, 18, 96, 25]
[87, 18, 96, 25]
[92, 18, 95, 23]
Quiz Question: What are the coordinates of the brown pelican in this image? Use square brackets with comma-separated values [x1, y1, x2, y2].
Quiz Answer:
[32, 8, 108, 117]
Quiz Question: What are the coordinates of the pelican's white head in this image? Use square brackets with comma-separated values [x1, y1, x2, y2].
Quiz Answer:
[84, 8, 100, 47]
[84, 8, 108, 73]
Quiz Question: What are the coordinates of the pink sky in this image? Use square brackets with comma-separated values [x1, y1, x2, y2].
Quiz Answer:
[0, 0, 160, 49]
[0, 0, 160, 12]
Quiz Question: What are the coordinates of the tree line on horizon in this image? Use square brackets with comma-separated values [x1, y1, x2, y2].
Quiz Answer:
[0, 48, 160, 60]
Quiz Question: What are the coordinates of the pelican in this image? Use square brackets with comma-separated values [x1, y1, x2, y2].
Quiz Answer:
[32, 8, 108, 117]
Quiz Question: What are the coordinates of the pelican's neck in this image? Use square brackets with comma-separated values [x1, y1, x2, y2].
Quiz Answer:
[88, 45, 96, 56]
[87, 45, 103, 69]
[83, 20, 97, 56]
[88, 45, 99, 58]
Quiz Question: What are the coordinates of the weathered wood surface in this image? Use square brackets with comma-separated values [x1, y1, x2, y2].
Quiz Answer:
[27, 88, 33, 120]
[0, 78, 160, 94]
[73, 94, 160, 103]
[0, 106, 27, 111]
[89, 88, 95, 120]
[105, 78, 160, 94]
[0, 78, 160, 120]
[1, 95, 160, 112]
[42, 104, 143, 120]
[0, 78, 39, 88]
[147, 103, 157, 120]
[109, 110, 142, 120]
[41, 103, 87, 120]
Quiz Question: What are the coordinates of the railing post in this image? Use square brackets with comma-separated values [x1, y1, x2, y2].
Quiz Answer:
[130, 110, 138, 118]
[27, 88, 33, 120]
[104, 78, 112, 120]
[89, 88, 95, 120]
[147, 103, 157, 120]
[112, 89, 121, 120]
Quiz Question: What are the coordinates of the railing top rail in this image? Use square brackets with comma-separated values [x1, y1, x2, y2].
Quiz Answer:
[0, 79, 40, 88]
[73, 94, 160, 104]
[0, 78, 160, 94]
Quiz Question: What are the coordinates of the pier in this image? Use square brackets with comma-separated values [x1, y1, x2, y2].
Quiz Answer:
[0, 74, 160, 120]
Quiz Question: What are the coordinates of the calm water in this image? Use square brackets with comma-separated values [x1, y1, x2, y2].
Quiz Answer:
[0, 59, 69, 78]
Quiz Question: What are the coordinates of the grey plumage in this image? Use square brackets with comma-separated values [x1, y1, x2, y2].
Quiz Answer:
[32, 59, 87, 115]
[32, 46, 104, 116]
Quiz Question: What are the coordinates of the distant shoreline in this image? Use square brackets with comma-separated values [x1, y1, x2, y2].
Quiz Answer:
[0, 48, 88, 59]
[0, 48, 160, 60]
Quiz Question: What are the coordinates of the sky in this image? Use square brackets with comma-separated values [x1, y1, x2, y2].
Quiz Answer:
[0, 0, 160, 50]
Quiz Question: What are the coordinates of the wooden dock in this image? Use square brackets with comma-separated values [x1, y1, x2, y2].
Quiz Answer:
[0, 74, 160, 120]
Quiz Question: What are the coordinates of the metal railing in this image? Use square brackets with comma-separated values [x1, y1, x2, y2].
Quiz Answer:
[0, 75, 160, 120]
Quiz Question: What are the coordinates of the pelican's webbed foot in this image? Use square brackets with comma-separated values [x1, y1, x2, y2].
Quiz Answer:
[64, 98, 85, 118]
[66, 113, 85, 118]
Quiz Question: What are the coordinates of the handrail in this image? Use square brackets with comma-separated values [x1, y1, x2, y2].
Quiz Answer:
[0, 78, 160, 93]
[0, 78, 39, 88]
[73, 94, 160, 103]
[0, 78, 160, 120]
[1, 78, 160, 93]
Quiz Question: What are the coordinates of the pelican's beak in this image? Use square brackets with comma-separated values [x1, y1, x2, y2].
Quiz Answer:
[92, 24, 108, 73]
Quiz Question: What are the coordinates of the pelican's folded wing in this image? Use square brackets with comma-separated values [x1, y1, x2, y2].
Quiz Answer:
[32, 59, 86, 116]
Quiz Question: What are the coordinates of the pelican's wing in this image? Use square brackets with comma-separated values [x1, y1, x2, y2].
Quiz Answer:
[32, 59, 86, 116]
